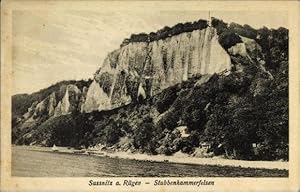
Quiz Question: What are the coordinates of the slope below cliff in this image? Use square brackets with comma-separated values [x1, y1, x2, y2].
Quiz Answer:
[15, 56, 287, 160]
[12, 18, 288, 161]
[12, 79, 91, 143]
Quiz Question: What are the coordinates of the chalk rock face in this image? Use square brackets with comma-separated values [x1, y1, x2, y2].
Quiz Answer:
[228, 43, 247, 57]
[83, 27, 232, 112]
[66, 84, 81, 112]
[32, 97, 49, 118]
[54, 85, 81, 116]
[228, 35, 262, 57]
[137, 83, 146, 101]
[14, 82, 90, 136]
[31, 92, 57, 118]
[240, 36, 262, 53]
[23, 101, 38, 119]
[81, 80, 111, 113]
[21, 84, 86, 119]
[48, 92, 57, 116]
[60, 87, 70, 114]
[54, 101, 62, 116]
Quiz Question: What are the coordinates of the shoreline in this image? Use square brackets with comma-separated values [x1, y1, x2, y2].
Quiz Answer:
[14, 145, 288, 170]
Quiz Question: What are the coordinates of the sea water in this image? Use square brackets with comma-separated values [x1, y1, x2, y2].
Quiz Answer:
[12, 146, 287, 177]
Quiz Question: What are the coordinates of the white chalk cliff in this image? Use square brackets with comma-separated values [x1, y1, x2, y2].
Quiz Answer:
[83, 27, 232, 113]
[20, 83, 86, 122]
[81, 80, 111, 112]
[21, 26, 252, 116]
[54, 84, 82, 116]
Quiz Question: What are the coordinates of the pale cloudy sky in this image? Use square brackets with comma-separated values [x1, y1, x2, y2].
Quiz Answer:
[12, 10, 288, 95]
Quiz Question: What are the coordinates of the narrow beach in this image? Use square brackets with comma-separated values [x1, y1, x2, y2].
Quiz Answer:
[17, 145, 288, 170]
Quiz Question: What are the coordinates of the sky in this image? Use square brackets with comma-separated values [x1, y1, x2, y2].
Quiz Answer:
[12, 10, 288, 95]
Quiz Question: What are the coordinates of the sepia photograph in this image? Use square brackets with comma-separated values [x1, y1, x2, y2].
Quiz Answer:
[1, 0, 299, 191]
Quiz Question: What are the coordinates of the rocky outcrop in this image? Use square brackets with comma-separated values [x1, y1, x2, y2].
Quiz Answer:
[137, 83, 146, 101]
[53, 85, 82, 116]
[54, 101, 62, 116]
[32, 96, 50, 119]
[20, 84, 84, 120]
[48, 92, 57, 116]
[228, 36, 262, 58]
[22, 101, 38, 119]
[228, 42, 247, 57]
[17, 25, 266, 117]
[83, 27, 232, 112]
[81, 80, 111, 112]
[12, 18, 288, 162]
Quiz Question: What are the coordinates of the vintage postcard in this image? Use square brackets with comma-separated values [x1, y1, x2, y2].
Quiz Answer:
[1, 0, 299, 191]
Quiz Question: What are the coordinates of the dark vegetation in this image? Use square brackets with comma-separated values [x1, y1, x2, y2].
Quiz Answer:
[121, 16, 288, 76]
[13, 46, 288, 161]
[12, 18, 288, 161]
[120, 19, 208, 46]
[12, 79, 92, 119]
[211, 18, 243, 49]
[211, 18, 288, 74]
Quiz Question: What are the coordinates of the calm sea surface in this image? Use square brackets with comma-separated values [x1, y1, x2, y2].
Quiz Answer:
[12, 146, 288, 177]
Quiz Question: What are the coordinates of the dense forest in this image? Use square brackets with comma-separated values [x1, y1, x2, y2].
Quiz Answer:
[12, 18, 288, 161]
